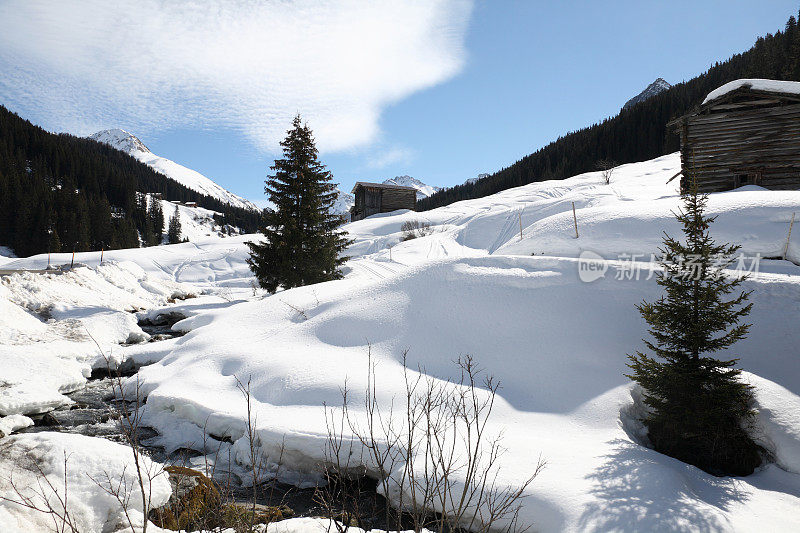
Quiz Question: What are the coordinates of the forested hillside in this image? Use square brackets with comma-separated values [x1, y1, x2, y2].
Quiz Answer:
[418, 10, 800, 211]
[0, 105, 260, 257]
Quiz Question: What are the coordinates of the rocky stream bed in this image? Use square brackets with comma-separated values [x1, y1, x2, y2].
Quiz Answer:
[13, 314, 391, 531]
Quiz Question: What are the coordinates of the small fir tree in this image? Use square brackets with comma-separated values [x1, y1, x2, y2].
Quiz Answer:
[626, 179, 762, 476]
[247, 115, 352, 292]
[167, 205, 182, 244]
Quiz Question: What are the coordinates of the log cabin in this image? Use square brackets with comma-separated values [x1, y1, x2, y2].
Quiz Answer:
[669, 79, 800, 193]
[350, 182, 417, 221]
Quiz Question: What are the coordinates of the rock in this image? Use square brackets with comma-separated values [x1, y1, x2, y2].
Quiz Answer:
[149, 466, 221, 531]
[39, 412, 60, 427]
[149, 466, 294, 531]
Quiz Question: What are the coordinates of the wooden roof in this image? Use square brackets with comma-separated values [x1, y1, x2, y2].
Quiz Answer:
[351, 181, 417, 194]
[668, 79, 800, 128]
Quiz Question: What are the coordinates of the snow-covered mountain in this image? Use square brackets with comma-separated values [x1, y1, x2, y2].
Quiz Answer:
[382, 175, 441, 200]
[333, 188, 355, 220]
[622, 77, 672, 110]
[464, 172, 490, 186]
[89, 129, 257, 211]
[251, 188, 354, 221]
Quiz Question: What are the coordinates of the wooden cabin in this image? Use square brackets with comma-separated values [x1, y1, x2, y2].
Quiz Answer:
[669, 79, 800, 193]
[350, 182, 417, 221]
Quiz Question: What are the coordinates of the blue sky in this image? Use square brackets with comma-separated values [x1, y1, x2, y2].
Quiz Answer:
[2, 1, 799, 202]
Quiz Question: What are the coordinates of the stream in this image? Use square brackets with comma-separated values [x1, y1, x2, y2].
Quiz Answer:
[15, 313, 392, 529]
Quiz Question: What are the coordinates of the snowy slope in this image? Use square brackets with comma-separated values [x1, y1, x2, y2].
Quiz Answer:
[5, 153, 800, 531]
[89, 129, 257, 211]
[158, 198, 242, 241]
[622, 77, 671, 110]
[382, 175, 441, 200]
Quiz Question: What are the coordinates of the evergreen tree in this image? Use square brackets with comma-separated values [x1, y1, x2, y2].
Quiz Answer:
[247, 115, 352, 292]
[168, 205, 182, 244]
[148, 196, 164, 245]
[418, 8, 800, 212]
[0, 103, 260, 256]
[626, 179, 762, 476]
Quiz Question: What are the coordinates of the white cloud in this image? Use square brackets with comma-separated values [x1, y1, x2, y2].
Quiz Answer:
[0, 0, 472, 153]
[367, 145, 414, 169]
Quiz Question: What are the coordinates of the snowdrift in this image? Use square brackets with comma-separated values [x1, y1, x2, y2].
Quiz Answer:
[132, 255, 800, 531]
[4, 151, 800, 531]
[0, 261, 192, 416]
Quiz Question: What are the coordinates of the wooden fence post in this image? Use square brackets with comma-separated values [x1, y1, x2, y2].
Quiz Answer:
[572, 202, 579, 239]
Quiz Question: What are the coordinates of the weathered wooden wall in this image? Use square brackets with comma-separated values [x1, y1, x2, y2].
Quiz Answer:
[380, 188, 417, 212]
[679, 101, 800, 192]
[350, 185, 416, 221]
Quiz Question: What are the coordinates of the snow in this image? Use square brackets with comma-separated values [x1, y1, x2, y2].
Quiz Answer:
[0, 415, 33, 437]
[0, 261, 193, 416]
[158, 198, 241, 241]
[622, 77, 671, 110]
[464, 172, 489, 185]
[703, 78, 800, 104]
[382, 175, 441, 200]
[89, 129, 257, 211]
[0, 246, 16, 264]
[0, 433, 171, 532]
[332, 188, 354, 220]
[4, 152, 800, 531]
[263, 518, 431, 532]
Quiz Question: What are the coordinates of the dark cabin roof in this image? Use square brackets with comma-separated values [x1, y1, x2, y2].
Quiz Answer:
[351, 181, 417, 194]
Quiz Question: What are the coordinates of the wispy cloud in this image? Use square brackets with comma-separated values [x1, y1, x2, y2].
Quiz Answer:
[0, 0, 472, 153]
[367, 145, 415, 169]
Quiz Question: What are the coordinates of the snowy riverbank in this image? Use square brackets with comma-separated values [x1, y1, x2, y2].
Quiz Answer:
[2, 153, 800, 531]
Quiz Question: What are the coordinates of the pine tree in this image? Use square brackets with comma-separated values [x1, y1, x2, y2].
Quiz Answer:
[168, 205, 182, 244]
[148, 195, 164, 245]
[626, 179, 762, 476]
[247, 115, 352, 292]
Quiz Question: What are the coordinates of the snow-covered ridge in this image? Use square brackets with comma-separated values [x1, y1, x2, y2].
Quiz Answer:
[622, 77, 671, 110]
[333, 188, 354, 220]
[382, 175, 441, 200]
[89, 129, 257, 212]
[464, 172, 490, 186]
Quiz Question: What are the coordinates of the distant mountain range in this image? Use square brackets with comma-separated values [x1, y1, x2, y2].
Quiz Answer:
[622, 78, 672, 111]
[90, 129, 444, 223]
[89, 129, 257, 211]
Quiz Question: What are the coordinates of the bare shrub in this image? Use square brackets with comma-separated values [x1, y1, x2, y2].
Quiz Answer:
[0, 451, 81, 533]
[318, 350, 544, 532]
[596, 160, 618, 185]
[400, 221, 433, 242]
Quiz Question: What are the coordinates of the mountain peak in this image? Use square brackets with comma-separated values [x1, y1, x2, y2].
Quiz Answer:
[89, 129, 150, 154]
[382, 175, 441, 200]
[88, 129, 256, 211]
[622, 78, 671, 110]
